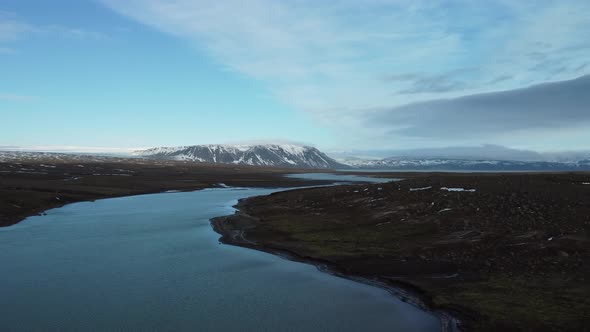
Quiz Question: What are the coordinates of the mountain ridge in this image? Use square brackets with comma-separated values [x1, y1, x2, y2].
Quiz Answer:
[134, 144, 346, 169]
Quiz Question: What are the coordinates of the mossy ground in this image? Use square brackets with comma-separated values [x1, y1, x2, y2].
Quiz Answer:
[219, 173, 590, 331]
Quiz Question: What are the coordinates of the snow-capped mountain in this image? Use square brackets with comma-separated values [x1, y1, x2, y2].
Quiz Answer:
[134, 144, 346, 169]
[336, 157, 590, 171]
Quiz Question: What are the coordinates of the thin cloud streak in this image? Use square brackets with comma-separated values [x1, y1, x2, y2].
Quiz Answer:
[0, 13, 105, 46]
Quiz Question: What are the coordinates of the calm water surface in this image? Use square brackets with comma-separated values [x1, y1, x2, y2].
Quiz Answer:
[0, 174, 439, 331]
[286, 172, 398, 183]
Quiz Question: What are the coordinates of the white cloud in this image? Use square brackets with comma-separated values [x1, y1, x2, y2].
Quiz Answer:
[484, 1, 590, 85]
[99, 0, 590, 149]
[99, 1, 589, 102]
[98, 1, 465, 112]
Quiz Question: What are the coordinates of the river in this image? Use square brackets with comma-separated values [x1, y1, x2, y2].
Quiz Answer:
[0, 174, 440, 331]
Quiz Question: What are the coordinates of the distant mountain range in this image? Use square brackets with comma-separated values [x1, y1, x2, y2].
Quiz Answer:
[339, 156, 590, 171]
[134, 144, 344, 169]
[134, 144, 590, 171]
[3, 144, 589, 171]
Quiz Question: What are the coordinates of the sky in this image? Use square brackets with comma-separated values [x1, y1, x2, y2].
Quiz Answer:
[1, 0, 589, 153]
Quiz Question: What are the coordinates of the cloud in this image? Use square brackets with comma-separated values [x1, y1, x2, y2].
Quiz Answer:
[98, 1, 472, 112]
[383, 68, 476, 94]
[368, 74, 590, 140]
[98, 0, 590, 149]
[0, 13, 105, 49]
[369, 145, 546, 161]
[488, 75, 513, 85]
[99, 1, 590, 106]
[331, 144, 590, 162]
[332, 144, 544, 161]
[220, 138, 316, 147]
[0, 18, 33, 42]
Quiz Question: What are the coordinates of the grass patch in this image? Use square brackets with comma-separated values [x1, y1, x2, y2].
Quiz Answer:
[434, 275, 590, 331]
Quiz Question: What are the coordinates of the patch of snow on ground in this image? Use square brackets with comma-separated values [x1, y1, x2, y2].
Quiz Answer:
[410, 186, 432, 191]
[441, 187, 476, 192]
[64, 177, 81, 181]
[282, 157, 296, 165]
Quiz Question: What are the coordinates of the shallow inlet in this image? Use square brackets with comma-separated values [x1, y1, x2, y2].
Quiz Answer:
[0, 174, 440, 331]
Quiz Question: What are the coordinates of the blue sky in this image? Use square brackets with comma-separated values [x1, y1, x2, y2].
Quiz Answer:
[1, 0, 589, 152]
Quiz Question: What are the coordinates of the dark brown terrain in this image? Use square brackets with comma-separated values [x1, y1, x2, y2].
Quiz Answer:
[213, 173, 590, 331]
[0, 155, 333, 227]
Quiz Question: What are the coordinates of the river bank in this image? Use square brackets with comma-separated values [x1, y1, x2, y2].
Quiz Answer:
[212, 172, 590, 331]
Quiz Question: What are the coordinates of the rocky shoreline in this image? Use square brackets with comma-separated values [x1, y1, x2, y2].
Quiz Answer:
[211, 173, 590, 331]
[211, 211, 461, 332]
